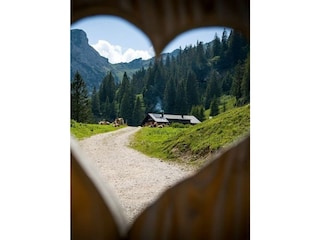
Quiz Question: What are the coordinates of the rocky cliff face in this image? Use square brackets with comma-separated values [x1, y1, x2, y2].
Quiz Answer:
[71, 29, 155, 93]
[71, 29, 179, 93]
[71, 29, 112, 92]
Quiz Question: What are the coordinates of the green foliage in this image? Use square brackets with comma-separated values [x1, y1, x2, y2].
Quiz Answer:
[83, 29, 249, 129]
[117, 72, 130, 103]
[130, 104, 250, 168]
[71, 71, 92, 123]
[210, 97, 219, 117]
[219, 95, 236, 111]
[91, 86, 100, 117]
[70, 119, 124, 140]
[174, 81, 188, 114]
[163, 77, 176, 113]
[170, 122, 191, 128]
[120, 91, 133, 124]
[131, 68, 146, 95]
[241, 55, 250, 104]
[231, 62, 244, 105]
[186, 71, 199, 111]
[131, 96, 144, 126]
[204, 95, 236, 119]
[204, 71, 222, 109]
[190, 105, 205, 121]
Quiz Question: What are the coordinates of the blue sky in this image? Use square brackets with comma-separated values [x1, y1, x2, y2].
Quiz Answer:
[71, 15, 230, 64]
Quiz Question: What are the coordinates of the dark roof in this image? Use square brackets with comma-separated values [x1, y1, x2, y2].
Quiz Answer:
[147, 113, 169, 123]
[145, 113, 201, 124]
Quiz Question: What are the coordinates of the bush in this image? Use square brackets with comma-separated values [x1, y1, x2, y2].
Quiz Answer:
[170, 123, 191, 128]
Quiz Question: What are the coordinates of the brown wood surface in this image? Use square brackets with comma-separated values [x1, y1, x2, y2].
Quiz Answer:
[71, 1, 250, 239]
[71, 0, 249, 57]
[128, 136, 250, 239]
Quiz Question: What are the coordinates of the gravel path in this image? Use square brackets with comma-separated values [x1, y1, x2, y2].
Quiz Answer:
[78, 126, 194, 224]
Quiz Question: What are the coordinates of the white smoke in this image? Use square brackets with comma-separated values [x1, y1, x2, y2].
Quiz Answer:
[153, 97, 163, 112]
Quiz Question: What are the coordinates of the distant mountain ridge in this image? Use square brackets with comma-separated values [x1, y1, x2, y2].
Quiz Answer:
[71, 29, 111, 91]
[71, 29, 208, 93]
[71, 29, 155, 92]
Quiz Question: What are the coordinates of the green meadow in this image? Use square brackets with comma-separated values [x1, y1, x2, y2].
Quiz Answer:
[70, 120, 125, 140]
[130, 104, 250, 168]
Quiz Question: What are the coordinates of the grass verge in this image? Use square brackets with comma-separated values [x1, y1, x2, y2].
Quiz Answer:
[70, 120, 125, 140]
[130, 104, 250, 168]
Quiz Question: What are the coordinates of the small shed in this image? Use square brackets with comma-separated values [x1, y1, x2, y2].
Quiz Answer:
[141, 113, 201, 127]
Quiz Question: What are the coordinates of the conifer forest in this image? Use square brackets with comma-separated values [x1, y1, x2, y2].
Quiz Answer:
[71, 29, 249, 125]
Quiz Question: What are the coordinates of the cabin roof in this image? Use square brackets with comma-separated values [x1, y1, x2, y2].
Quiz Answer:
[144, 113, 201, 125]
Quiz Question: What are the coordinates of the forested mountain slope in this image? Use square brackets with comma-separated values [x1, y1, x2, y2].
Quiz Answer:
[71, 29, 167, 92]
[71, 29, 113, 91]
[71, 28, 249, 125]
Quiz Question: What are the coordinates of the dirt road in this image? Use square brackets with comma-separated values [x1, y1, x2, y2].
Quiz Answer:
[78, 126, 194, 224]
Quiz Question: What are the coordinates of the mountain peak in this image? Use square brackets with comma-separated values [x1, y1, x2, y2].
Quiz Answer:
[71, 29, 89, 47]
[70, 29, 185, 93]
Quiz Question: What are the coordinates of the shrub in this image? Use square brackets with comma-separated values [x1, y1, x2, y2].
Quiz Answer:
[170, 123, 191, 128]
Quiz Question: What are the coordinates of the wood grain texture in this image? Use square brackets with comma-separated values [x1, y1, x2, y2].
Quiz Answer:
[71, 1, 250, 239]
[71, 0, 249, 56]
[71, 138, 128, 239]
[128, 136, 250, 239]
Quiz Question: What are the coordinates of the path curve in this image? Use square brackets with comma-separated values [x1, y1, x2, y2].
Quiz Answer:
[78, 126, 194, 224]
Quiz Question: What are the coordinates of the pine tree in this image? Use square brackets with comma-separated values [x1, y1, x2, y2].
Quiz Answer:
[154, 64, 166, 97]
[119, 90, 134, 125]
[71, 71, 91, 122]
[105, 72, 116, 103]
[131, 67, 146, 95]
[141, 64, 165, 113]
[185, 71, 199, 112]
[241, 55, 250, 104]
[210, 97, 219, 117]
[132, 96, 144, 126]
[231, 62, 244, 106]
[99, 74, 108, 103]
[212, 33, 221, 57]
[175, 81, 187, 114]
[221, 28, 229, 53]
[109, 100, 117, 121]
[199, 105, 205, 121]
[223, 101, 227, 112]
[163, 77, 176, 113]
[142, 85, 154, 113]
[191, 105, 205, 122]
[204, 71, 221, 109]
[91, 86, 100, 118]
[165, 53, 171, 68]
[218, 28, 231, 70]
[195, 41, 208, 75]
[227, 30, 247, 67]
[117, 72, 130, 104]
[221, 71, 233, 95]
[118, 75, 134, 125]
[104, 96, 111, 121]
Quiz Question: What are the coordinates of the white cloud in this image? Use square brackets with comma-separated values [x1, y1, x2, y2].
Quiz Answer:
[91, 40, 154, 64]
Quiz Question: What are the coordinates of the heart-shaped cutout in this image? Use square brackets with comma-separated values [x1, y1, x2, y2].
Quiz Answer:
[70, 7, 250, 238]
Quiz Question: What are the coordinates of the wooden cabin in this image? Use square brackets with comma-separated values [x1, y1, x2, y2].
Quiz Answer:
[141, 113, 201, 127]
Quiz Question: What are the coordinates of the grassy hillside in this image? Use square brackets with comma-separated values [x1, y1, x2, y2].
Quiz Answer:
[204, 95, 237, 119]
[130, 104, 250, 167]
[70, 120, 125, 140]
